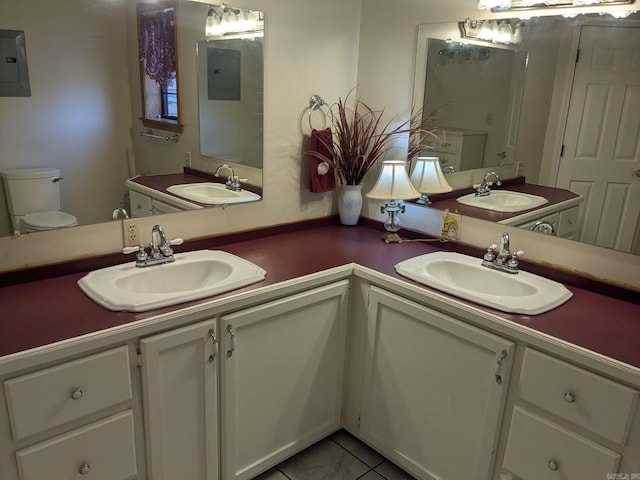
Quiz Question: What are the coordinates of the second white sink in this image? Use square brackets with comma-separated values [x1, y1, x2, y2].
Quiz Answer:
[167, 182, 261, 205]
[395, 251, 572, 315]
[78, 250, 266, 312]
[456, 190, 548, 212]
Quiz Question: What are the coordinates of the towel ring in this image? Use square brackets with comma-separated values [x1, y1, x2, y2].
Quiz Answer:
[308, 94, 334, 130]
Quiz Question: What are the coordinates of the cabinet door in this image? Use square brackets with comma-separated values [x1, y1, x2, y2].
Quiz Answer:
[221, 281, 350, 480]
[140, 320, 219, 480]
[360, 286, 514, 480]
[129, 189, 153, 217]
[152, 198, 183, 215]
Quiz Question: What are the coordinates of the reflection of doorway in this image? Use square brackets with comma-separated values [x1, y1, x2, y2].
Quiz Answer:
[555, 25, 640, 253]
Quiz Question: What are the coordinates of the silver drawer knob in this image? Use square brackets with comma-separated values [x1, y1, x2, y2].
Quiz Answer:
[70, 387, 83, 400]
[563, 391, 576, 403]
[548, 459, 559, 471]
[79, 463, 91, 475]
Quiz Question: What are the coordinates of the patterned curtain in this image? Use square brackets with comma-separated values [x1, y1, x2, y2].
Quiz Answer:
[138, 10, 176, 89]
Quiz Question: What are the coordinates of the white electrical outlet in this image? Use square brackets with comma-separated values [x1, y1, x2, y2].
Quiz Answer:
[446, 211, 462, 240]
[122, 218, 141, 247]
[185, 151, 192, 167]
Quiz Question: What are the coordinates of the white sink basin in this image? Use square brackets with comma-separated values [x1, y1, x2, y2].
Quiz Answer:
[395, 252, 572, 315]
[166, 183, 261, 205]
[78, 250, 266, 312]
[456, 190, 548, 212]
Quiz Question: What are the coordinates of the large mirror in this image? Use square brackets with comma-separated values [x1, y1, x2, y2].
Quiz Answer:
[0, 0, 264, 239]
[413, 13, 640, 255]
[197, 30, 263, 167]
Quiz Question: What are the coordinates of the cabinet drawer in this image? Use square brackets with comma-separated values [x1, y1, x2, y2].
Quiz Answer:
[16, 410, 137, 480]
[519, 349, 638, 444]
[503, 406, 620, 480]
[4, 346, 132, 440]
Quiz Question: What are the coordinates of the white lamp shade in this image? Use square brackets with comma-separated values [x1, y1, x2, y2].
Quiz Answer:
[366, 160, 420, 200]
[410, 157, 453, 195]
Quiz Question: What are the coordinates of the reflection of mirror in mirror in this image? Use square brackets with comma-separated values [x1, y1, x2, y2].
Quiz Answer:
[422, 38, 527, 171]
[197, 33, 263, 168]
[0, 0, 265, 239]
[413, 14, 640, 256]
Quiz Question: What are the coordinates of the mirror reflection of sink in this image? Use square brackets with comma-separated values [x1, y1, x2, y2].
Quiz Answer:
[395, 252, 572, 315]
[456, 190, 548, 212]
[167, 183, 261, 205]
[78, 250, 266, 312]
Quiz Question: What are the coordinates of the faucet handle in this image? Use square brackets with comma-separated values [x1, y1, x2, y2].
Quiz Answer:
[169, 238, 184, 246]
[483, 244, 497, 265]
[507, 250, 524, 271]
[122, 244, 146, 255]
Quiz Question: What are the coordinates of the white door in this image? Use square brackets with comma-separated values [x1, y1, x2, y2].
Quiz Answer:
[360, 286, 514, 480]
[140, 320, 219, 480]
[556, 25, 640, 252]
[220, 281, 349, 480]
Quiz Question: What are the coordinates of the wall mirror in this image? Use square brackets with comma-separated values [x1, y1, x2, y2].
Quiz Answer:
[420, 38, 527, 170]
[137, 1, 183, 133]
[0, 0, 264, 240]
[196, 14, 263, 168]
[413, 13, 640, 256]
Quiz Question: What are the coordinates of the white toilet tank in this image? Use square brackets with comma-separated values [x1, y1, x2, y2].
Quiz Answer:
[2, 167, 63, 214]
[1, 167, 77, 233]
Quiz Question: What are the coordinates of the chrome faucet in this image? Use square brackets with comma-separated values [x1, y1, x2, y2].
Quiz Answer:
[474, 171, 502, 197]
[215, 164, 242, 191]
[482, 232, 523, 274]
[122, 224, 183, 267]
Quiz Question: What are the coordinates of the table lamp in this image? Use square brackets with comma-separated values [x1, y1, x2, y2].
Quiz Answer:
[366, 160, 420, 243]
[409, 156, 453, 205]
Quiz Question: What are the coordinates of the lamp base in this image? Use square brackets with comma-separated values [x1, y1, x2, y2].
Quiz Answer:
[381, 232, 402, 243]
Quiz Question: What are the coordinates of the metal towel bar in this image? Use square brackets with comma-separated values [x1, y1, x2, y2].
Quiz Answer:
[140, 129, 179, 143]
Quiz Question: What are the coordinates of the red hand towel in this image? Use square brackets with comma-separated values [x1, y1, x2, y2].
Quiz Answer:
[310, 128, 336, 193]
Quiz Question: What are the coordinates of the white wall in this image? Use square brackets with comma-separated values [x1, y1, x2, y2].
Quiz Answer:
[0, 0, 133, 236]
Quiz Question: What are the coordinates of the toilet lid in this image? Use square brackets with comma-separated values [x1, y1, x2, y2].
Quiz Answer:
[23, 211, 78, 230]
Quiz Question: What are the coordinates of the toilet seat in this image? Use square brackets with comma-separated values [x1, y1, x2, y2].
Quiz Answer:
[23, 211, 78, 231]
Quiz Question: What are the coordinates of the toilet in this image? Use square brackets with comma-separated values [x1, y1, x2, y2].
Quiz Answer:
[1, 167, 78, 234]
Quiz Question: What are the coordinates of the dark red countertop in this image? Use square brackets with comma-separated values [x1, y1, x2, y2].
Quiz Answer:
[1, 224, 639, 369]
[429, 182, 580, 223]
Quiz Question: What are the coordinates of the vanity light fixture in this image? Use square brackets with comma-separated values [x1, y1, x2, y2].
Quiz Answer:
[409, 157, 453, 206]
[460, 18, 522, 45]
[205, 4, 262, 37]
[366, 160, 420, 243]
[477, 0, 634, 12]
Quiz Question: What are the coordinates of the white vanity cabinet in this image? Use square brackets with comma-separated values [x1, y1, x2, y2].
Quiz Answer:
[2, 346, 138, 480]
[359, 286, 515, 480]
[501, 348, 640, 479]
[139, 320, 219, 480]
[129, 189, 185, 217]
[219, 281, 350, 480]
[508, 204, 581, 239]
[430, 128, 488, 172]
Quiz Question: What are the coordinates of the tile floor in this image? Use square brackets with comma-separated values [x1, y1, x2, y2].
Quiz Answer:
[251, 430, 416, 480]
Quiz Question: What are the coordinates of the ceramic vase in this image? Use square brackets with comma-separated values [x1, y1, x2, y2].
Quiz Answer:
[338, 184, 363, 226]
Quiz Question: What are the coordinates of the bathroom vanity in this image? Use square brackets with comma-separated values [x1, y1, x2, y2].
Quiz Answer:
[0, 224, 638, 480]
[126, 171, 261, 217]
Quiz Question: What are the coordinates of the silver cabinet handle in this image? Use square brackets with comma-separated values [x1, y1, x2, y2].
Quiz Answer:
[208, 328, 218, 363]
[564, 391, 576, 403]
[70, 387, 83, 400]
[548, 459, 559, 471]
[79, 463, 91, 475]
[226, 325, 235, 357]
